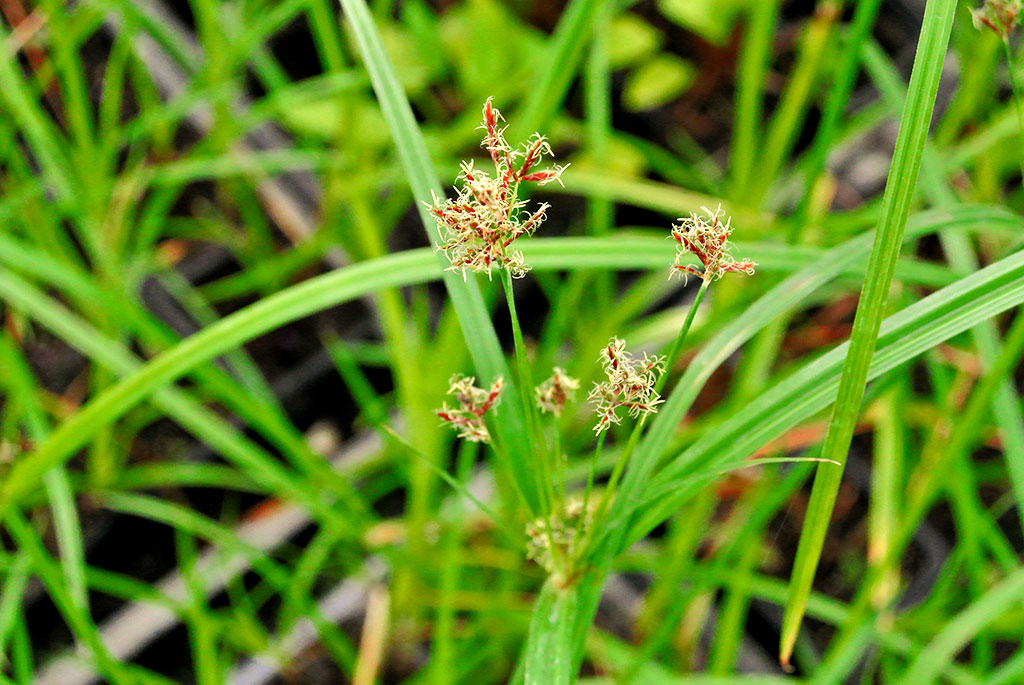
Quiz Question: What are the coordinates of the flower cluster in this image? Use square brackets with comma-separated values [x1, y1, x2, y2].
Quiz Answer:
[671, 205, 756, 283]
[436, 374, 503, 442]
[525, 497, 593, 574]
[587, 338, 665, 434]
[971, 0, 1021, 39]
[535, 367, 580, 417]
[429, 98, 567, 279]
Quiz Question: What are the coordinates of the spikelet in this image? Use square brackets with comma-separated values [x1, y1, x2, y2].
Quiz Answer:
[670, 204, 756, 283]
[588, 338, 665, 434]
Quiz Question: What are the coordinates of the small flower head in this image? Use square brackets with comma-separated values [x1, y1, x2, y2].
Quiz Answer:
[535, 367, 580, 417]
[525, 497, 593, 574]
[588, 338, 665, 434]
[436, 374, 503, 442]
[970, 0, 1021, 40]
[670, 204, 756, 283]
[428, 98, 567, 280]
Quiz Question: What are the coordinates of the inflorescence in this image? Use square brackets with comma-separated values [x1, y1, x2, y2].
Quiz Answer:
[671, 204, 756, 283]
[436, 374, 503, 443]
[535, 367, 580, 417]
[970, 0, 1021, 39]
[588, 338, 665, 435]
[525, 497, 593, 574]
[428, 98, 567, 279]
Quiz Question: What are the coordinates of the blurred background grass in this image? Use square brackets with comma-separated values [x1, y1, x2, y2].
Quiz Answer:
[2, 0, 1024, 682]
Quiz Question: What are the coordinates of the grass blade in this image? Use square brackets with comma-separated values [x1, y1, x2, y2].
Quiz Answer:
[777, 0, 958, 664]
[894, 567, 1024, 685]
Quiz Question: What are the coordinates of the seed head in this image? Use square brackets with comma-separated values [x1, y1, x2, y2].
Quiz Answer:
[970, 0, 1021, 40]
[428, 98, 567, 279]
[671, 204, 756, 283]
[436, 374, 503, 442]
[588, 338, 665, 434]
[535, 367, 580, 417]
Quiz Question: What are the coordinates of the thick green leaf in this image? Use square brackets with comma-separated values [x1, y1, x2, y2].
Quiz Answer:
[524, 579, 577, 685]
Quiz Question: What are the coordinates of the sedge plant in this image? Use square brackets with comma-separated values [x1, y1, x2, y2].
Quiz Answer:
[9, 1, 1024, 682]
[428, 101, 771, 673]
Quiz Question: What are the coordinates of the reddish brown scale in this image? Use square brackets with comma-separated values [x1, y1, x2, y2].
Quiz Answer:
[520, 171, 558, 183]
[519, 138, 546, 176]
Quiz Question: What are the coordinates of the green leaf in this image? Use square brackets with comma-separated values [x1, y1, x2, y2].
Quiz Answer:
[279, 96, 390, 144]
[524, 579, 577, 685]
[779, 0, 959, 664]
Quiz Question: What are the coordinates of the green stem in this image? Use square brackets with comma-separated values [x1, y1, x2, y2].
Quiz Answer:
[594, 416, 647, 519]
[577, 278, 711, 565]
[580, 431, 606, 524]
[576, 415, 648, 564]
[554, 426, 566, 503]
[500, 268, 556, 515]
[1001, 39, 1024, 183]
[499, 267, 565, 572]
[656, 279, 710, 396]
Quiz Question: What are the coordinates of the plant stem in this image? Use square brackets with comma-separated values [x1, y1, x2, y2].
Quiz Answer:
[499, 267, 566, 572]
[656, 279, 710, 396]
[581, 431, 606, 524]
[592, 415, 647, 523]
[1001, 38, 1024, 183]
[577, 278, 711, 565]
[575, 415, 648, 565]
[554, 426, 566, 503]
[500, 268, 557, 515]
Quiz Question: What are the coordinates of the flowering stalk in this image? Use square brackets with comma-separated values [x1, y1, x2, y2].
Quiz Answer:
[656, 279, 710, 396]
[430, 98, 567, 517]
[501, 266, 557, 515]
[575, 208, 755, 567]
[573, 339, 665, 566]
